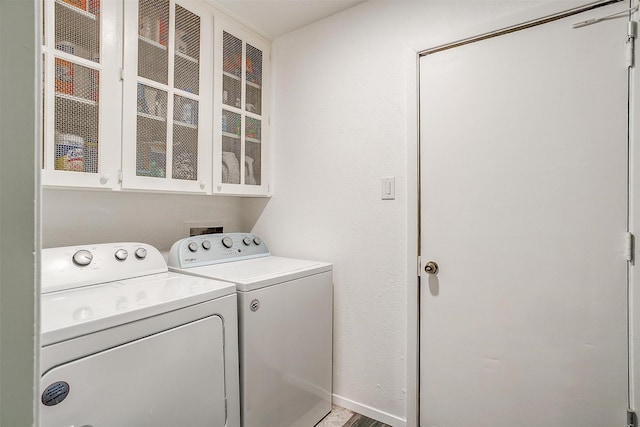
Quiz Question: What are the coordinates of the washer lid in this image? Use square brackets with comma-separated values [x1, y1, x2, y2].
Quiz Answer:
[170, 256, 333, 292]
[41, 271, 235, 346]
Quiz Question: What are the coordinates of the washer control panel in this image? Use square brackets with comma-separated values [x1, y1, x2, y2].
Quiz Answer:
[168, 233, 270, 268]
[42, 242, 167, 293]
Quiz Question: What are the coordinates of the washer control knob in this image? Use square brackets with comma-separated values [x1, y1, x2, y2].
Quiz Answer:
[243, 237, 252, 246]
[115, 249, 128, 261]
[222, 237, 233, 248]
[188, 242, 198, 252]
[72, 249, 93, 266]
[253, 237, 262, 245]
[202, 240, 212, 250]
[134, 247, 147, 260]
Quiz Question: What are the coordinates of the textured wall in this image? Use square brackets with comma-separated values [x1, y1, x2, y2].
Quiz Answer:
[243, 1, 586, 424]
[43, 189, 243, 251]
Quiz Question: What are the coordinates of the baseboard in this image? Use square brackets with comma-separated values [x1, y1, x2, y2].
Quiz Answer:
[332, 394, 406, 427]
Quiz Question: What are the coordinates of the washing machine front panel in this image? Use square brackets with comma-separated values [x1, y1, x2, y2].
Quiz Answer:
[238, 271, 333, 427]
[41, 315, 227, 427]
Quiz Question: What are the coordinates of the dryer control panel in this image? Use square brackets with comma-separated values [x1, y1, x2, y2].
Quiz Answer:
[42, 243, 167, 293]
[168, 233, 270, 268]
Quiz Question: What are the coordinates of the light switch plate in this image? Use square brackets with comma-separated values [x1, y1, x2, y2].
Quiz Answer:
[381, 176, 395, 200]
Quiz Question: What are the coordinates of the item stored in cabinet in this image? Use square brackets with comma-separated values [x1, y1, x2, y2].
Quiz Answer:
[55, 133, 84, 172]
[55, 58, 74, 95]
[62, 0, 87, 11]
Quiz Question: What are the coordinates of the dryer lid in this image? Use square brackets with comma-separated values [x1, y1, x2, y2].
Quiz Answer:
[41, 271, 235, 346]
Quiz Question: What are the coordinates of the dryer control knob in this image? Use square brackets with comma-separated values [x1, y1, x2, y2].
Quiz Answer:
[188, 242, 198, 252]
[72, 249, 93, 266]
[243, 237, 252, 246]
[253, 237, 262, 245]
[135, 247, 147, 260]
[222, 237, 233, 248]
[202, 240, 212, 250]
[115, 249, 128, 261]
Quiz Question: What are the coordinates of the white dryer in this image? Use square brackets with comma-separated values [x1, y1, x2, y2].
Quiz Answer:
[40, 242, 240, 427]
[168, 233, 333, 427]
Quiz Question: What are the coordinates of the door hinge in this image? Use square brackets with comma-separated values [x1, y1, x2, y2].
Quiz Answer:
[626, 232, 635, 262]
[627, 21, 637, 68]
[627, 409, 637, 427]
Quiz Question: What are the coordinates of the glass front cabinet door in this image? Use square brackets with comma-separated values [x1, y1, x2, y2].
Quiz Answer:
[122, 0, 213, 193]
[41, 0, 121, 188]
[215, 19, 270, 196]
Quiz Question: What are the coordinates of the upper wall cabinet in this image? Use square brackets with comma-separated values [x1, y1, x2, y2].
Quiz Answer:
[122, 0, 213, 193]
[214, 18, 270, 196]
[41, 0, 121, 189]
[42, 0, 270, 196]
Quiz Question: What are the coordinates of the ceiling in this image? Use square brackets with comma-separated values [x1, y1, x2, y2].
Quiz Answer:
[209, 0, 367, 40]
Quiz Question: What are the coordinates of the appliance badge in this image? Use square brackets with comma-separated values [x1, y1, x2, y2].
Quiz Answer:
[42, 381, 70, 406]
[250, 299, 260, 312]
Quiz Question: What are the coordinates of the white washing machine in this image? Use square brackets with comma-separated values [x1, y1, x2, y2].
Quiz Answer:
[168, 233, 333, 427]
[40, 242, 241, 427]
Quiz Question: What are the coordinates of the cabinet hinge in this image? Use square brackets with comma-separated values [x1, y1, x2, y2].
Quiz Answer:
[627, 21, 637, 68]
[628, 409, 637, 427]
[118, 169, 123, 184]
[417, 255, 422, 277]
[626, 232, 635, 262]
[119, 68, 125, 81]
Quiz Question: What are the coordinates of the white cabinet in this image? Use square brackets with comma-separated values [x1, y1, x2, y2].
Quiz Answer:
[41, 0, 121, 189]
[214, 19, 270, 196]
[42, 0, 270, 196]
[122, 0, 213, 193]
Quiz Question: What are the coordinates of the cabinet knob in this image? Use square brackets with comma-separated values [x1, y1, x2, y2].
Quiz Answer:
[199, 181, 205, 189]
[100, 174, 109, 185]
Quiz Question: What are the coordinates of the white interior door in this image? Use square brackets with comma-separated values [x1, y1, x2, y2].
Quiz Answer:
[419, 4, 630, 426]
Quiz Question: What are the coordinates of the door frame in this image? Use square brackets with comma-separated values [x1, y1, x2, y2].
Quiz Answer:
[406, 1, 634, 426]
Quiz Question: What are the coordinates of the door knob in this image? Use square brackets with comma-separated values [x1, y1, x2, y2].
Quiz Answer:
[424, 261, 439, 275]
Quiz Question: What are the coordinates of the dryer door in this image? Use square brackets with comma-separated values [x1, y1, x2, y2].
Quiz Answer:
[40, 315, 226, 427]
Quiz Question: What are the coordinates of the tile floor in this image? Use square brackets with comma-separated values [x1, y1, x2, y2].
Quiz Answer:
[316, 405, 391, 427]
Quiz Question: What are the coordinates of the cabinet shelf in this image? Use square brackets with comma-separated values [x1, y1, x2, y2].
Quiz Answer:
[55, 0, 97, 20]
[176, 51, 198, 64]
[138, 35, 168, 51]
[137, 112, 166, 122]
[245, 137, 260, 144]
[174, 120, 198, 129]
[223, 71, 241, 81]
[223, 72, 261, 89]
[222, 131, 240, 139]
[56, 92, 98, 106]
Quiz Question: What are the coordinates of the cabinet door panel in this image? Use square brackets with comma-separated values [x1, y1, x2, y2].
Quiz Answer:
[215, 23, 270, 196]
[123, 0, 211, 193]
[42, 0, 120, 189]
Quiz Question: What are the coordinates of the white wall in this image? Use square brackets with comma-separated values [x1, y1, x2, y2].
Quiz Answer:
[42, 189, 244, 251]
[242, 1, 591, 424]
